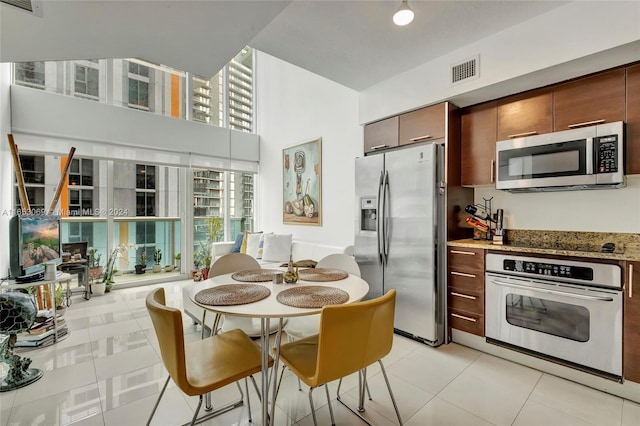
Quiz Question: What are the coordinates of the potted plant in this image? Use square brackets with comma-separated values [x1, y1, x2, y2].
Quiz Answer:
[88, 248, 103, 282]
[199, 245, 212, 280]
[164, 251, 174, 272]
[153, 249, 162, 273]
[174, 253, 181, 271]
[54, 285, 67, 314]
[135, 251, 147, 274]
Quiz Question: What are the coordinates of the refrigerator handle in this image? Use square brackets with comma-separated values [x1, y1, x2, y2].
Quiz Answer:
[377, 170, 384, 264]
[383, 170, 390, 266]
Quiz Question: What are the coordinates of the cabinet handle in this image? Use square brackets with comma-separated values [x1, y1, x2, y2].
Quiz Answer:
[410, 134, 432, 142]
[451, 271, 476, 278]
[450, 250, 475, 256]
[451, 292, 477, 300]
[370, 144, 389, 150]
[452, 313, 477, 322]
[507, 131, 537, 138]
[568, 119, 605, 129]
[490, 160, 495, 184]
[630, 264, 634, 298]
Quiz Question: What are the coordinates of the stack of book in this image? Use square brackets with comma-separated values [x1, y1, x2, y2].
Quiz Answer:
[14, 315, 67, 348]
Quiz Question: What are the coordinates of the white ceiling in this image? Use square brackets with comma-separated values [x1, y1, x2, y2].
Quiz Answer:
[0, 0, 569, 91]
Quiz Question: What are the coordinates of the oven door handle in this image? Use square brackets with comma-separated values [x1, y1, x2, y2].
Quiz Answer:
[489, 278, 615, 302]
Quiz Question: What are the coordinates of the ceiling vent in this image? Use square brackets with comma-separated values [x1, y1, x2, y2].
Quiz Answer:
[451, 55, 479, 85]
[1, 0, 42, 16]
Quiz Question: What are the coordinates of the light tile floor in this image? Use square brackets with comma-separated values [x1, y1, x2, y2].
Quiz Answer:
[2, 279, 640, 425]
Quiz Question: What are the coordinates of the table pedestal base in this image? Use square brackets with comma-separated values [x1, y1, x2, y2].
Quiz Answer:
[0, 368, 43, 392]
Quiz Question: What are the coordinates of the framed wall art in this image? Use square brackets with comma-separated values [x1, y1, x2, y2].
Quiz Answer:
[283, 138, 322, 226]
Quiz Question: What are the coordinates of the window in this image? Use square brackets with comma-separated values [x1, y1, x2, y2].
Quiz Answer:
[193, 169, 255, 253]
[12, 54, 253, 131]
[69, 158, 94, 186]
[14, 61, 45, 88]
[14, 155, 45, 213]
[136, 164, 156, 216]
[136, 164, 155, 190]
[74, 64, 100, 99]
[128, 62, 150, 109]
[66, 221, 95, 246]
[19, 155, 45, 184]
[68, 189, 94, 216]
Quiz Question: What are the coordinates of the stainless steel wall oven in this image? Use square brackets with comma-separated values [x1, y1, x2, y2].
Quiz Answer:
[485, 253, 622, 380]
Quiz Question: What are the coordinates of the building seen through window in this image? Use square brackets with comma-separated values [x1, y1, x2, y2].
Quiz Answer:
[12, 50, 254, 133]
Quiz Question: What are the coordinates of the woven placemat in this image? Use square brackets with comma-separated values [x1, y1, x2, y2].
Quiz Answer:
[195, 284, 270, 306]
[276, 286, 349, 308]
[297, 268, 348, 282]
[231, 269, 281, 282]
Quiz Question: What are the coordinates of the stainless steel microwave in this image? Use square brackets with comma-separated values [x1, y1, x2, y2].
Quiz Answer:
[495, 121, 625, 192]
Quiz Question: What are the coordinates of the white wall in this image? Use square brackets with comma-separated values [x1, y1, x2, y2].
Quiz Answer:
[359, 1, 640, 124]
[255, 52, 362, 247]
[474, 176, 640, 233]
[0, 63, 12, 276]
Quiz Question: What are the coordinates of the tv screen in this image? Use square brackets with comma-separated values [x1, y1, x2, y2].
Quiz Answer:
[9, 215, 62, 279]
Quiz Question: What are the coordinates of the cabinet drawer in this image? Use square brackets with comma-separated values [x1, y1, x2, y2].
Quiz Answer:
[449, 309, 484, 336]
[448, 247, 485, 271]
[448, 270, 484, 292]
[448, 288, 484, 314]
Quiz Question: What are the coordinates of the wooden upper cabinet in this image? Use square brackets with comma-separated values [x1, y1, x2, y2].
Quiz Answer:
[363, 116, 399, 154]
[624, 261, 640, 383]
[399, 103, 445, 146]
[461, 101, 497, 186]
[554, 68, 626, 131]
[627, 64, 640, 175]
[497, 88, 553, 141]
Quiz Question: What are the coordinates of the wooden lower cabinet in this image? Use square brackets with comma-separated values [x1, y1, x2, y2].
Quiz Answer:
[447, 247, 485, 337]
[624, 261, 640, 383]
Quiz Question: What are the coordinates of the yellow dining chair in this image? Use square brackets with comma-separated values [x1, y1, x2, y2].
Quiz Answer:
[145, 288, 272, 425]
[275, 289, 402, 425]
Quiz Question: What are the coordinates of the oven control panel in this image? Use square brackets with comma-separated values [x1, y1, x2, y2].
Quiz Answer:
[504, 259, 594, 281]
[486, 253, 622, 289]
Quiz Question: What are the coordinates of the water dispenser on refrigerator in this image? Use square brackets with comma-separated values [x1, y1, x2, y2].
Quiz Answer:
[360, 197, 377, 231]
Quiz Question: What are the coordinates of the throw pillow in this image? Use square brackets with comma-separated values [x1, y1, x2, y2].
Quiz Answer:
[246, 232, 263, 258]
[231, 232, 244, 253]
[256, 233, 272, 259]
[241, 231, 262, 254]
[262, 233, 292, 262]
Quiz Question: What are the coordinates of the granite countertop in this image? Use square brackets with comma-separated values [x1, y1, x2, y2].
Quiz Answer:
[448, 229, 640, 261]
[448, 238, 640, 261]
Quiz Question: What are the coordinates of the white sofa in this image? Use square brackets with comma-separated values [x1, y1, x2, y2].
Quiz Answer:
[182, 239, 354, 329]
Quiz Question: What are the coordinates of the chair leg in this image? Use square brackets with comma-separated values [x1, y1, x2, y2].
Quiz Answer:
[324, 384, 335, 426]
[190, 395, 204, 425]
[378, 360, 403, 426]
[308, 386, 318, 426]
[244, 377, 252, 422]
[146, 375, 170, 426]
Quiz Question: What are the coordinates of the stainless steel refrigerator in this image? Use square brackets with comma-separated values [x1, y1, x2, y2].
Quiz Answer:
[355, 143, 446, 346]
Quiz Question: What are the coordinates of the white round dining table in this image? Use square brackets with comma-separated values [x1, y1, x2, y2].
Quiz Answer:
[189, 270, 370, 425]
